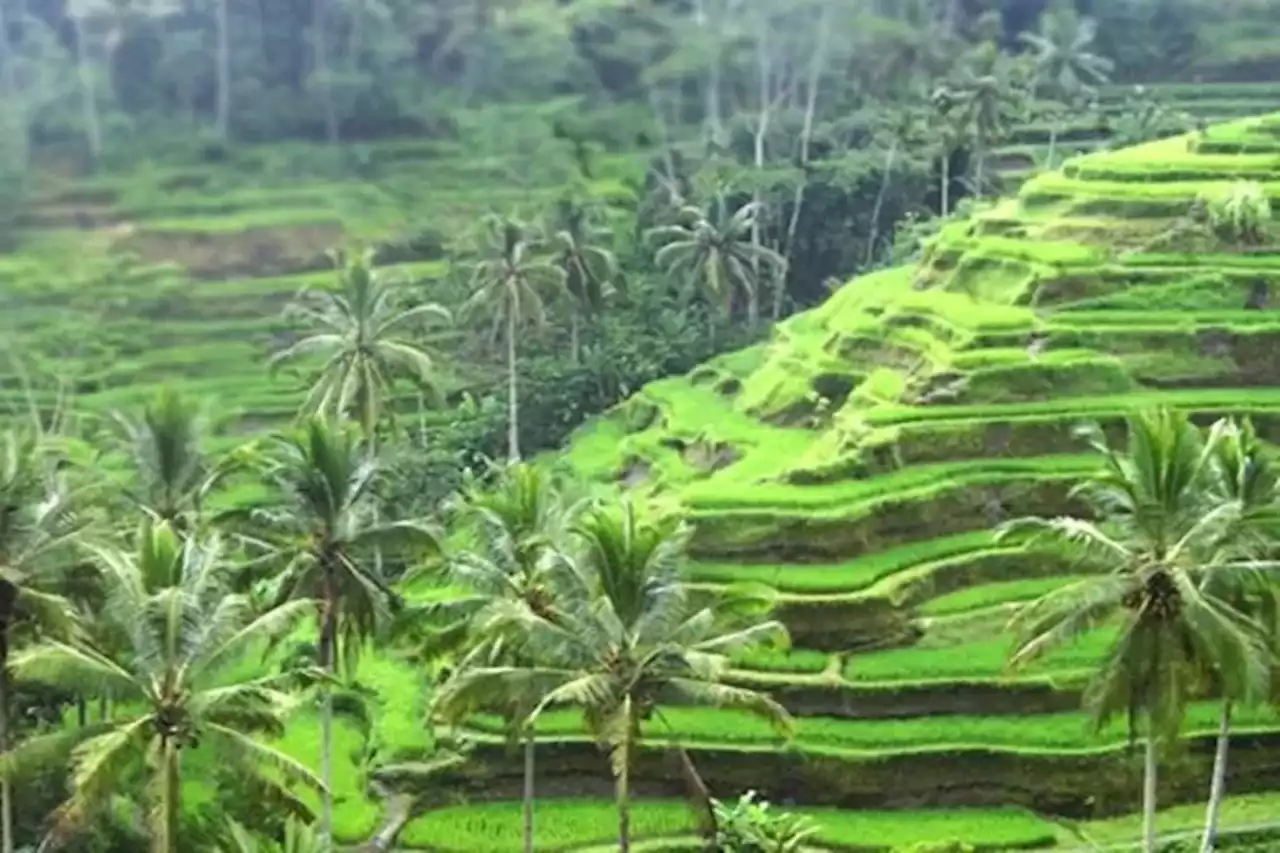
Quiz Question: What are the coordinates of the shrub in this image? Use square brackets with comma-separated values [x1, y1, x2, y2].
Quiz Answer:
[1206, 181, 1273, 246]
[713, 791, 818, 853]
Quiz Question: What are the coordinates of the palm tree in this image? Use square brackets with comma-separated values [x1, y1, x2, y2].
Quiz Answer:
[1198, 417, 1280, 853]
[550, 197, 618, 364]
[933, 47, 1029, 197]
[415, 461, 570, 853]
[433, 499, 793, 853]
[0, 429, 85, 853]
[463, 214, 567, 461]
[1018, 8, 1113, 166]
[112, 387, 248, 534]
[646, 201, 786, 332]
[0, 522, 319, 853]
[999, 409, 1271, 853]
[270, 247, 452, 440]
[256, 417, 438, 848]
[1019, 9, 1113, 100]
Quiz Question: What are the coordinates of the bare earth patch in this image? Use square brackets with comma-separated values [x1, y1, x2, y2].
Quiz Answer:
[113, 223, 345, 278]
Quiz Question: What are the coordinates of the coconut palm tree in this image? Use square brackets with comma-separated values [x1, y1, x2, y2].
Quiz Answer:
[255, 416, 438, 848]
[0, 428, 86, 853]
[933, 47, 1029, 197]
[1018, 8, 1113, 99]
[111, 386, 250, 534]
[0, 522, 319, 853]
[999, 409, 1271, 853]
[550, 197, 618, 364]
[1197, 417, 1280, 853]
[1018, 8, 1113, 166]
[645, 201, 786, 332]
[463, 214, 567, 461]
[414, 461, 570, 853]
[270, 247, 452, 440]
[433, 498, 793, 853]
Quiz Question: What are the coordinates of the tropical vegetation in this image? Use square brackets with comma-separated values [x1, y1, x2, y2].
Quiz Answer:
[6, 0, 1280, 852]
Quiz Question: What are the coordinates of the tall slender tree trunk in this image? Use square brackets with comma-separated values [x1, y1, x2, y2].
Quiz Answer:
[616, 735, 631, 853]
[1200, 702, 1233, 853]
[1143, 730, 1158, 853]
[312, 0, 339, 144]
[941, 152, 951, 217]
[974, 129, 987, 199]
[777, 1, 830, 321]
[749, 13, 771, 329]
[1047, 123, 1059, 171]
[70, 14, 102, 167]
[158, 740, 180, 853]
[674, 745, 715, 841]
[318, 590, 337, 849]
[215, 0, 231, 140]
[522, 733, 535, 853]
[694, 0, 723, 152]
[865, 141, 899, 267]
[507, 312, 520, 461]
[0, 1, 27, 170]
[1, 634, 12, 853]
[570, 311, 580, 364]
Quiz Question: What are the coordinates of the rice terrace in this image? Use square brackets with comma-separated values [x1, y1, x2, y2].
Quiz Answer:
[7, 1, 1280, 853]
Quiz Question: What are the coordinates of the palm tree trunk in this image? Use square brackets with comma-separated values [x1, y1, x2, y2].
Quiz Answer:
[864, 140, 898, 267]
[941, 152, 951, 217]
[570, 312, 580, 364]
[522, 733, 535, 853]
[318, 593, 338, 849]
[1, 633, 12, 853]
[70, 14, 102, 167]
[674, 745, 715, 841]
[506, 312, 520, 462]
[975, 128, 987, 199]
[611, 701, 632, 853]
[158, 739, 180, 853]
[1048, 123, 1059, 170]
[1200, 701, 1233, 853]
[617, 732, 632, 853]
[1143, 730, 1159, 853]
[215, 0, 231, 140]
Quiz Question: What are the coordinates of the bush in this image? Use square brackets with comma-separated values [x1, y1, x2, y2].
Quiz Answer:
[713, 790, 818, 853]
[1206, 181, 1273, 246]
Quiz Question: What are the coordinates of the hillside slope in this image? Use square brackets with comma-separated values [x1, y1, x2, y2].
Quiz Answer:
[540, 113, 1280, 819]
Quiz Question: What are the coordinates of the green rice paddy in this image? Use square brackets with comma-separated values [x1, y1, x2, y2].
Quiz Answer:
[401, 799, 1060, 852]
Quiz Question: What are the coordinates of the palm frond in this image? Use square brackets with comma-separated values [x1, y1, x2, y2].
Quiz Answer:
[10, 639, 143, 699]
[656, 678, 794, 738]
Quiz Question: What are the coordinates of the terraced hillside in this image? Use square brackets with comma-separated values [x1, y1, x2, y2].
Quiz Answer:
[532, 112, 1280, 830]
[993, 80, 1280, 190]
[0, 125, 641, 436]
